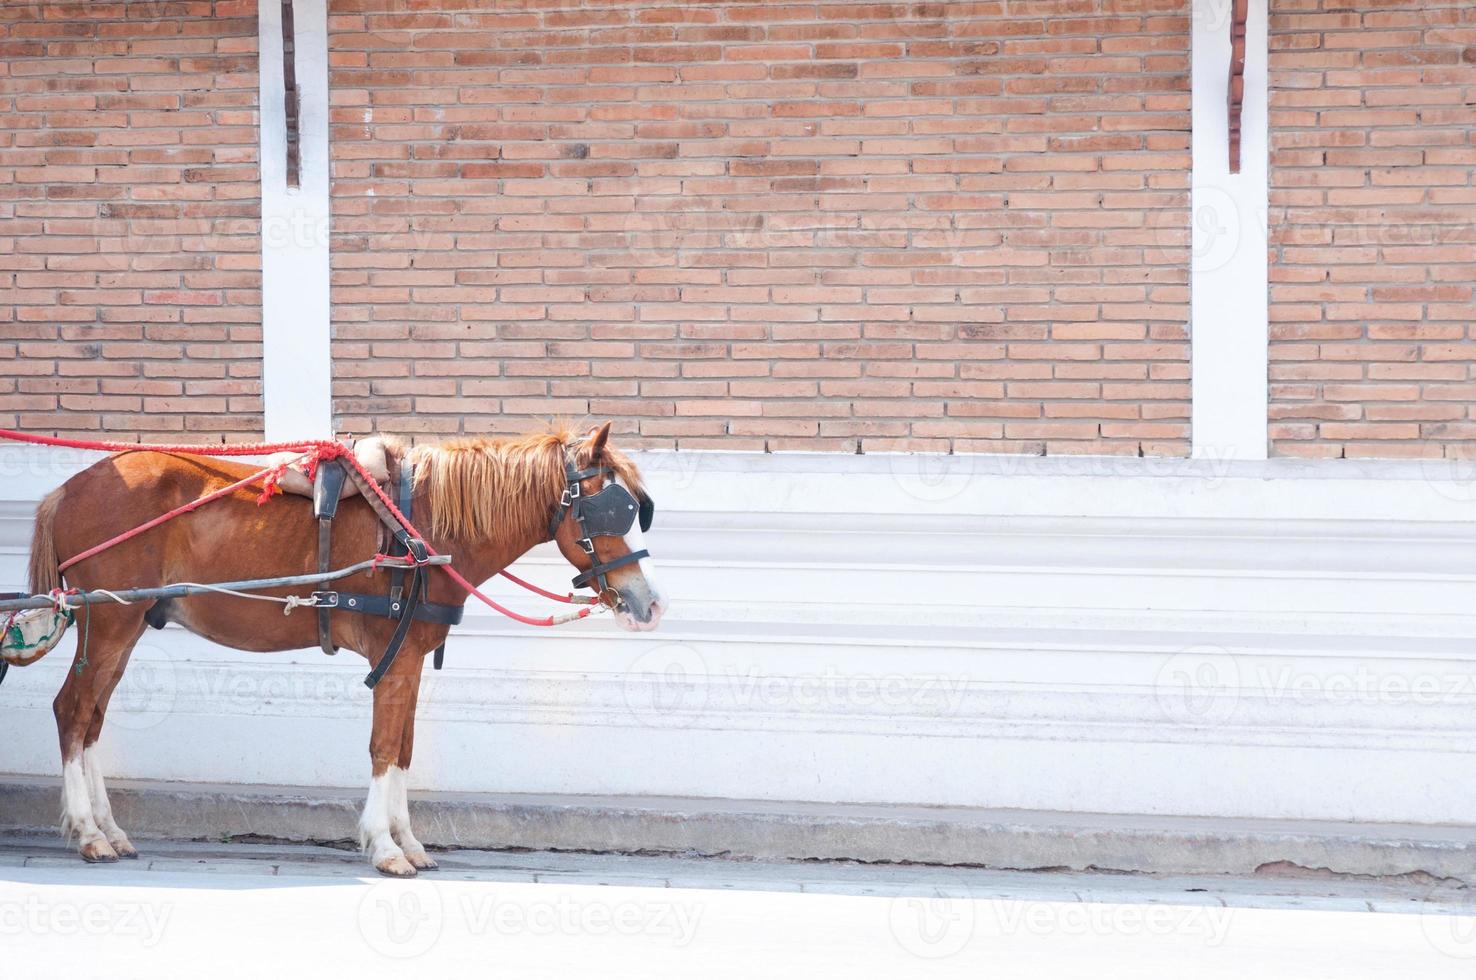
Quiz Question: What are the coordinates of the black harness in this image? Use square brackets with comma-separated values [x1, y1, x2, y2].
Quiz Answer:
[314, 450, 653, 690]
[312, 457, 462, 689]
[546, 457, 654, 597]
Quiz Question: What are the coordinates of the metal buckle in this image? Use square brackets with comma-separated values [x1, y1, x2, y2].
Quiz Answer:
[311, 591, 339, 608]
[578, 537, 595, 555]
[568, 481, 581, 499]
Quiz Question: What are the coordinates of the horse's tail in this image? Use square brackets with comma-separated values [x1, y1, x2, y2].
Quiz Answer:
[28, 487, 64, 596]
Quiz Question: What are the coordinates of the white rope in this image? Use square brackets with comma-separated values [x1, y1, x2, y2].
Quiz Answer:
[552, 601, 611, 625]
[35, 583, 320, 615]
[166, 582, 320, 614]
[282, 594, 316, 615]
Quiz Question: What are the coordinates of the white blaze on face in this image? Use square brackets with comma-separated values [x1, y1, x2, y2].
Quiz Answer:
[615, 476, 664, 624]
[605, 475, 664, 634]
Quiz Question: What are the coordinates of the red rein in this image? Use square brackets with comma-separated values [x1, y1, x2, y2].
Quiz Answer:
[0, 428, 592, 628]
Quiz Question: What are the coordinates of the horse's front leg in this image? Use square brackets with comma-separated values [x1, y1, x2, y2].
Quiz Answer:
[390, 664, 436, 870]
[360, 657, 421, 878]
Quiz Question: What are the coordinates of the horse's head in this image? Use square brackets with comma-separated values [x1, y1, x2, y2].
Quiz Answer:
[549, 422, 665, 632]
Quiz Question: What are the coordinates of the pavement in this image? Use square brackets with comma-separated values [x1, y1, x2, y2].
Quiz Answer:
[1, 832, 1473, 978]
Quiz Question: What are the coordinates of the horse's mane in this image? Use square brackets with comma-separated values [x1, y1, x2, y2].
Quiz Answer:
[406, 426, 645, 545]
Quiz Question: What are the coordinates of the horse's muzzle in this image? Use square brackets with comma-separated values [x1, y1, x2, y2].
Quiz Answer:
[615, 595, 664, 632]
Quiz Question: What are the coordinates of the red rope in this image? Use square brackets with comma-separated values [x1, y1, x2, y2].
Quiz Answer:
[497, 568, 597, 605]
[57, 460, 295, 575]
[1, 428, 592, 627]
[0, 427, 345, 458]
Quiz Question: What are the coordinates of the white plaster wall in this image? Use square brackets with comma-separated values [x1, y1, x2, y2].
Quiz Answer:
[3, 446, 1475, 825]
[258, 0, 332, 440]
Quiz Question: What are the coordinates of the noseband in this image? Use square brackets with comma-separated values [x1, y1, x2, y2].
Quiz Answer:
[547, 456, 654, 598]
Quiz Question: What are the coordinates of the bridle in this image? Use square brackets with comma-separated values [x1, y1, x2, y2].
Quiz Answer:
[547, 453, 654, 603]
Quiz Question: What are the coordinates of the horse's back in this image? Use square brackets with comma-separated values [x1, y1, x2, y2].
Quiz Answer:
[52, 451, 315, 583]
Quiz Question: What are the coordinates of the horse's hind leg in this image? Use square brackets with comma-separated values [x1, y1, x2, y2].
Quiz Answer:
[52, 608, 146, 863]
[81, 641, 144, 858]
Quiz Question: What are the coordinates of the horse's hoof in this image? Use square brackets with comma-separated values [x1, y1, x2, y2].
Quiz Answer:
[375, 855, 418, 878]
[405, 851, 438, 871]
[111, 839, 139, 859]
[80, 838, 119, 863]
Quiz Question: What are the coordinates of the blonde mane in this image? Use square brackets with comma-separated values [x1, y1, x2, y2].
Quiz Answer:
[407, 427, 646, 546]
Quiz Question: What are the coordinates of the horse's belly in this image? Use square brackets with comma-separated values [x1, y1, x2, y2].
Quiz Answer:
[166, 595, 327, 654]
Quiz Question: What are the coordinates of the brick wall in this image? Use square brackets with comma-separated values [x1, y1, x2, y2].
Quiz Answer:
[1268, 0, 1476, 459]
[329, 0, 1191, 454]
[0, 1, 262, 442]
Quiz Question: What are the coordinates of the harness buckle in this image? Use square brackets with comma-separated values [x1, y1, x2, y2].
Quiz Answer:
[310, 591, 339, 608]
[578, 537, 595, 556]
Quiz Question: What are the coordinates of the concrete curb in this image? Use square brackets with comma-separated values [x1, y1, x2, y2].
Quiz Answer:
[2, 775, 1471, 883]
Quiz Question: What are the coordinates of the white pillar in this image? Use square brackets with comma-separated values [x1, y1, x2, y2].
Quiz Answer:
[1191, 0, 1269, 460]
[258, 0, 332, 440]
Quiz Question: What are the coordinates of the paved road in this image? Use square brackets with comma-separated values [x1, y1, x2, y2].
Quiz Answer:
[1, 834, 1471, 978]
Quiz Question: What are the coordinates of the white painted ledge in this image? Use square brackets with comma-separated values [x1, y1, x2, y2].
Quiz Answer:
[2, 446, 1474, 825]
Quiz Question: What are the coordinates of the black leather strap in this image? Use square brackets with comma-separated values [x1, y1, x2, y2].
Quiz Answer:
[309, 455, 464, 686]
[362, 546, 424, 690]
[314, 459, 349, 657]
[326, 591, 464, 625]
[571, 548, 648, 590]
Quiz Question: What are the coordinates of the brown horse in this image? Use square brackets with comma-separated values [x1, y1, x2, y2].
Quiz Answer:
[22, 423, 663, 876]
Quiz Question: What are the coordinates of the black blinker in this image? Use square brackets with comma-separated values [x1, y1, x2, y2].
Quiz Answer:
[638, 493, 654, 533]
[579, 484, 641, 538]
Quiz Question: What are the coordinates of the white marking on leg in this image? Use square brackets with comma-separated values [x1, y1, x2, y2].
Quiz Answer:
[60, 756, 105, 846]
[358, 767, 405, 867]
[387, 767, 432, 865]
[83, 746, 133, 851]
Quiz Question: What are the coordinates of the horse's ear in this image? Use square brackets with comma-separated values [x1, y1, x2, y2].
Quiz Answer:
[583, 421, 612, 459]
